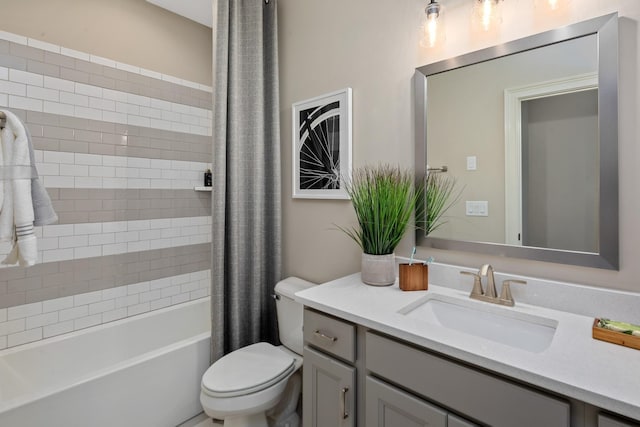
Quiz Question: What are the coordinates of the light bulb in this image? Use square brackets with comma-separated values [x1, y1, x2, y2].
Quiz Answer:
[420, 1, 445, 49]
[472, 0, 502, 33]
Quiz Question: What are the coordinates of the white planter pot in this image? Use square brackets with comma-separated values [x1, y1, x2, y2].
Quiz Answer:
[361, 253, 396, 286]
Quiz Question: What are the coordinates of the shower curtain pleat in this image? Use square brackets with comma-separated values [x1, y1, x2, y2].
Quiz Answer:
[210, 0, 282, 362]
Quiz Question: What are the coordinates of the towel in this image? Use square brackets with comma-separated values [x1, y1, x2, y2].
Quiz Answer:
[0, 110, 37, 266]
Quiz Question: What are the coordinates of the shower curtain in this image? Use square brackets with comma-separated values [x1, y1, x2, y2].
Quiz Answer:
[211, 0, 282, 362]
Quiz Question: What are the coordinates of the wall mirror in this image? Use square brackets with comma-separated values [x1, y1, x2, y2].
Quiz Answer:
[415, 13, 619, 269]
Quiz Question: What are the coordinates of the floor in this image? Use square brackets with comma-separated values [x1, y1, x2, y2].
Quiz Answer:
[178, 412, 222, 427]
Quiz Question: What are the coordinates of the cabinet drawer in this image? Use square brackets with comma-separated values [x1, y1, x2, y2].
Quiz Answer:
[304, 309, 355, 363]
[366, 332, 570, 427]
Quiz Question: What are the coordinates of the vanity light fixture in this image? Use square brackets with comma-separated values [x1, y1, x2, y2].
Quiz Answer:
[471, 0, 503, 32]
[420, 0, 445, 49]
[534, 0, 571, 12]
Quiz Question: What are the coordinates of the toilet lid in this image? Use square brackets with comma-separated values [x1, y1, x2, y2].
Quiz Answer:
[202, 342, 295, 398]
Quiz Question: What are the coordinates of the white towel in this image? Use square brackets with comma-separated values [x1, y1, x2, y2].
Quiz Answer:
[0, 110, 37, 266]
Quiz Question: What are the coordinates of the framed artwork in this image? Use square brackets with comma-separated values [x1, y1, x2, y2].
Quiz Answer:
[292, 88, 352, 199]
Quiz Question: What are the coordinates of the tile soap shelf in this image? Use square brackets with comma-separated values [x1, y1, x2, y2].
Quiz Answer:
[194, 186, 212, 192]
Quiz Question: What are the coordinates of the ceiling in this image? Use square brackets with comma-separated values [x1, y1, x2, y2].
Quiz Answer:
[146, 0, 212, 28]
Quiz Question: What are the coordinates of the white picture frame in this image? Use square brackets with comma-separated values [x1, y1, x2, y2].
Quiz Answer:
[292, 88, 352, 199]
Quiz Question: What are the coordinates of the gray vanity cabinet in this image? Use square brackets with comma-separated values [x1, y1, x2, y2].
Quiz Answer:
[303, 309, 357, 427]
[365, 376, 447, 427]
[599, 414, 640, 427]
[303, 346, 355, 427]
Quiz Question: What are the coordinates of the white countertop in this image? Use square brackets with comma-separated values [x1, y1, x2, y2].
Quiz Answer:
[295, 273, 640, 421]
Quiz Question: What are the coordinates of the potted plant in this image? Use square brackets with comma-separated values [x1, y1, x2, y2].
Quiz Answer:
[339, 164, 457, 286]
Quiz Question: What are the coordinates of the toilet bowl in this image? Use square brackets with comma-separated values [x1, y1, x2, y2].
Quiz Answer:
[200, 277, 315, 427]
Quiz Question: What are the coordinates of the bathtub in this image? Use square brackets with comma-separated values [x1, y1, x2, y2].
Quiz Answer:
[0, 297, 211, 427]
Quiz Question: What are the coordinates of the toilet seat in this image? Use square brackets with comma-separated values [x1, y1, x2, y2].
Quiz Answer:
[202, 342, 295, 398]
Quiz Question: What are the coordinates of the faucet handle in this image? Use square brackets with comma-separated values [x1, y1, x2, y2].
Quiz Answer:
[499, 279, 527, 306]
[460, 271, 483, 297]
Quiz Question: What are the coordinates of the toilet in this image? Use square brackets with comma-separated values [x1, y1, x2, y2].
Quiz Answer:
[200, 277, 316, 427]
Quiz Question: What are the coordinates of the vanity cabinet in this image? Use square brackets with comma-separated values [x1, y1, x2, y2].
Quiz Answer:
[598, 414, 640, 427]
[303, 309, 357, 427]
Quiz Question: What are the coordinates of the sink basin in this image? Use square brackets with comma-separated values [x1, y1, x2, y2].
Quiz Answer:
[399, 294, 558, 353]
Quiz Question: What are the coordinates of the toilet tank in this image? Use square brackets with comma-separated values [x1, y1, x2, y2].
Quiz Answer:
[275, 277, 316, 356]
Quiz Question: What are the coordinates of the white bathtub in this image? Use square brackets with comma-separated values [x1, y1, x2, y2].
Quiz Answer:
[0, 297, 211, 427]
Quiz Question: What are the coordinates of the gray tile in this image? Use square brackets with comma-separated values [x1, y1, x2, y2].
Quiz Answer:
[60, 67, 90, 84]
[27, 59, 60, 77]
[44, 51, 76, 69]
[74, 59, 103, 75]
[1, 292, 25, 309]
[89, 143, 115, 156]
[88, 74, 117, 90]
[10, 43, 44, 61]
[32, 137, 59, 151]
[26, 288, 60, 304]
[58, 116, 89, 130]
[27, 110, 60, 126]
[59, 140, 89, 153]
[43, 125, 75, 140]
[0, 54, 26, 70]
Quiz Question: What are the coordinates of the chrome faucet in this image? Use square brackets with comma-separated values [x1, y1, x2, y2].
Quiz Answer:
[460, 264, 526, 306]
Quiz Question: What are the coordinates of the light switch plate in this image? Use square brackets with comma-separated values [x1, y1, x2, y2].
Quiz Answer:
[466, 201, 489, 216]
[466, 156, 477, 170]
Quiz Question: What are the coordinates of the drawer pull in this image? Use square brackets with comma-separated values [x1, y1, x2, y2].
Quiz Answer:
[340, 387, 349, 419]
[314, 330, 337, 343]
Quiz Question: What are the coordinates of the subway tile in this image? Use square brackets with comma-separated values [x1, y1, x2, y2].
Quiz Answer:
[75, 82, 102, 98]
[8, 328, 42, 347]
[60, 47, 90, 61]
[44, 75, 74, 92]
[43, 248, 74, 263]
[9, 95, 42, 111]
[74, 106, 102, 121]
[9, 69, 43, 86]
[127, 302, 150, 317]
[0, 318, 25, 336]
[60, 91, 88, 107]
[0, 309, 5, 322]
[102, 286, 127, 300]
[26, 312, 58, 329]
[102, 307, 127, 323]
[43, 101, 74, 116]
[59, 164, 88, 176]
[73, 290, 102, 306]
[74, 314, 102, 330]
[0, 336, 6, 350]
[8, 302, 43, 320]
[115, 294, 139, 309]
[0, 80, 26, 96]
[43, 320, 74, 338]
[27, 86, 59, 102]
[42, 296, 74, 313]
[89, 299, 115, 315]
[74, 153, 102, 165]
[59, 305, 88, 322]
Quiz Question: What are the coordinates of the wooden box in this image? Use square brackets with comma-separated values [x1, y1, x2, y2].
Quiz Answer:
[592, 319, 640, 351]
[399, 263, 429, 291]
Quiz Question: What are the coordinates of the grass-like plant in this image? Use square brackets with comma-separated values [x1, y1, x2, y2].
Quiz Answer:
[423, 172, 458, 236]
[339, 165, 419, 255]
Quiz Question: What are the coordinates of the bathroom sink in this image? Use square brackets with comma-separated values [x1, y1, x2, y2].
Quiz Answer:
[399, 294, 558, 353]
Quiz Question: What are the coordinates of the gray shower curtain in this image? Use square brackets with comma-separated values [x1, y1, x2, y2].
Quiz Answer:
[211, 0, 281, 362]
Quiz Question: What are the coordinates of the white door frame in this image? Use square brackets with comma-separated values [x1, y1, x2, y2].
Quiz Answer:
[503, 72, 598, 246]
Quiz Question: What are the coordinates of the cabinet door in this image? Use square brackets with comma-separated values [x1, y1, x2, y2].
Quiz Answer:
[599, 414, 640, 427]
[448, 414, 480, 427]
[366, 376, 447, 427]
[303, 346, 355, 427]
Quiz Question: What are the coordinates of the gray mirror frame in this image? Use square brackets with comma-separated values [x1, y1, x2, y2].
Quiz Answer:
[415, 13, 619, 270]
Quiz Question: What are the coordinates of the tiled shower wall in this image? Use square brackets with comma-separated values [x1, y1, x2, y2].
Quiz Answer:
[0, 32, 212, 349]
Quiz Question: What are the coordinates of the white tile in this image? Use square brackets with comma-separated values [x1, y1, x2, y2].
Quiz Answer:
[140, 106, 162, 119]
[9, 95, 43, 112]
[102, 177, 127, 188]
[171, 274, 191, 285]
[171, 293, 190, 305]
[140, 68, 162, 80]
[59, 305, 89, 322]
[162, 74, 182, 85]
[60, 47, 91, 61]
[190, 289, 209, 300]
[161, 285, 181, 299]
[150, 98, 171, 110]
[128, 220, 150, 231]
[89, 233, 115, 246]
[115, 294, 139, 309]
[44, 76, 75, 92]
[74, 177, 103, 187]
[116, 102, 139, 115]
[59, 235, 88, 249]
[59, 164, 88, 176]
[90, 55, 117, 68]
[43, 224, 74, 238]
[43, 176, 74, 188]
[0, 308, 6, 323]
[126, 93, 151, 107]
[0, 336, 6, 350]
[75, 153, 102, 166]
[89, 300, 115, 315]
[75, 245, 101, 259]
[0, 80, 26, 96]
[42, 296, 74, 313]
[74, 291, 103, 307]
[103, 222, 127, 233]
[42, 248, 73, 262]
[38, 237, 59, 250]
[43, 101, 75, 116]
[181, 282, 199, 293]
[149, 277, 172, 290]
[127, 115, 150, 127]
[75, 106, 102, 121]
[150, 298, 171, 311]
[43, 320, 74, 338]
[140, 289, 162, 303]
[89, 166, 115, 177]
[115, 231, 139, 243]
[26, 312, 58, 329]
[127, 157, 151, 168]
[102, 111, 127, 124]
[0, 31, 27, 44]
[127, 302, 150, 317]
[127, 241, 150, 252]
[102, 286, 127, 300]
[127, 282, 150, 295]
[73, 223, 102, 235]
[0, 318, 25, 335]
[0, 93, 7, 107]
[116, 62, 140, 74]
[8, 328, 42, 347]
[8, 302, 43, 320]
[102, 308, 127, 323]
[75, 82, 102, 97]
[37, 163, 60, 176]
[44, 150, 75, 164]
[27, 86, 59, 102]
[102, 155, 127, 167]
[60, 91, 89, 107]
[74, 314, 102, 330]
[90, 97, 115, 111]
[9, 69, 43, 86]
